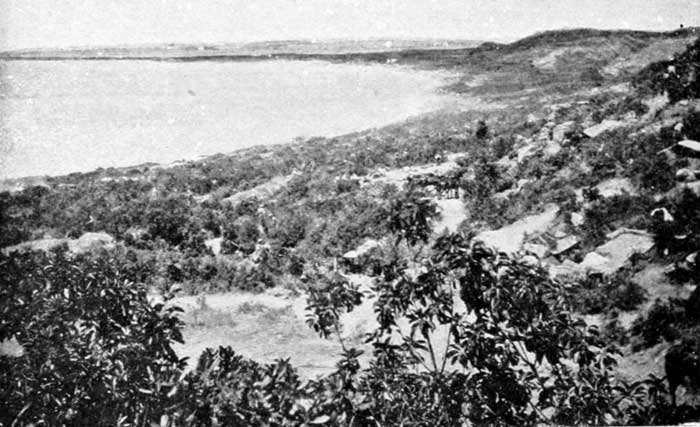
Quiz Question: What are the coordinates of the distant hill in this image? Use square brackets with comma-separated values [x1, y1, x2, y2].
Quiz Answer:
[0, 38, 483, 60]
[1, 28, 697, 68]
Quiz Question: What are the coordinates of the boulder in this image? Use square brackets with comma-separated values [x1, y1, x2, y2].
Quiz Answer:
[672, 140, 700, 159]
[679, 181, 700, 196]
[595, 177, 637, 198]
[70, 232, 115, 253]
[543, 141, 562, 157]
[521, 255, 541, 267]
[205, 237, 223, 255]
[583, 120, 626, 138]
[579, 252, 610, 272]
[552, 121, 575, 143]
[0, 337, 23, 358]
[550, 228, 654, 277]
[570, 212, 585, 227]
[3, 232, 115, 255]
[3, 238, 67, 254]
[516, 140, 538, 163]
[476, 205, 559, 254]
[221, 172, 300, 207]
[343, 239, 382, 261]
[676, 168, 700, 182]
[523, 243, 549, 259]
[586, 229, 654, 274]
[552, 235, 581, 256]
[526, 114, 540, 124]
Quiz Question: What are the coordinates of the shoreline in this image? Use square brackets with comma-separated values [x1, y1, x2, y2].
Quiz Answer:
[0, 60, 460, 183]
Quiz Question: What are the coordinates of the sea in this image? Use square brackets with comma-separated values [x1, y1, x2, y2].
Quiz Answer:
[0, 59, 456, 179]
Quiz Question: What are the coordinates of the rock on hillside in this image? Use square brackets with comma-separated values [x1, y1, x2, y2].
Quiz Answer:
[221, 172, 301, 207]
[475, 205, 560, 254]
[550, 228, 655, 277]
[3, 232, 115, 254]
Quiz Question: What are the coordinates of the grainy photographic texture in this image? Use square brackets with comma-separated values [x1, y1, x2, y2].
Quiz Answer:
[1, 1, 700, 426]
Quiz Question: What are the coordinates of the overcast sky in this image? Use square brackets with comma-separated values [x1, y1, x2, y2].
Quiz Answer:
[1, 0, 699, 50]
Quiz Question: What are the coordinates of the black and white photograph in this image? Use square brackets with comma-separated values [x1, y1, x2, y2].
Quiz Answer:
[1, 1, 700, 425]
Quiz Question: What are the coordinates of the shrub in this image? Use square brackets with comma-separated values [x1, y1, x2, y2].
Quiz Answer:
[631, 298, 686, 348]
[475, 120, 489, 140]
[175, 347, 308, 426]
[490, 135, 515, 159]
[682, 110, 700, 141]
[386, 190, 439, 247]
[580, 194, 655, 247]
[305, 234, 655, 426]
[652, 189, 700, 256]
[0, 248, 186, 427]
[221, 215, 260, 255]
[143, 196, 198, 247]
[268, 210, 309, 248]
[0, 230, 681, 426]
[634, 37, 700, 103]
[567, 272, 647, 315]
[635, 154, 676, 193]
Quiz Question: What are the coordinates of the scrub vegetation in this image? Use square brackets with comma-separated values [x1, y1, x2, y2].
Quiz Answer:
[2, 29, 700, 426]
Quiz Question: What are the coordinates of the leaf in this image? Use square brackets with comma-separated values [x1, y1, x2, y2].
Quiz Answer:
[309, 415, 331, 424]
[166, 385, 179, 398]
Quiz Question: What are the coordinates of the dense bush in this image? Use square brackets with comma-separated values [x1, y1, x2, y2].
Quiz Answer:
[175, 347, 308, 426]
[0, 248, 186, 427]
[3, 37, 700, 424]
[221, 215, 261, 255]
[635, 37, 700, 103]
[631, 285, 700, 350]
[682, 110, 700, 141]
[652, 189, 700, 256]
[475, 120, 489, 140]
[1, 234, 690, 426]
[303, 234, 661, 426]
[300, 194, 389, 258]
[386, 190, 439, 247]
[567, 272, 647, 314]
[631, 298, 687, 348]
[580, 194, 655, 247]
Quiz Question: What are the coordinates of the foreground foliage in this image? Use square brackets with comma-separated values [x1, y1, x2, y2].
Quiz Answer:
[2, 229, 698, 426]
[0, 247, 186, 427]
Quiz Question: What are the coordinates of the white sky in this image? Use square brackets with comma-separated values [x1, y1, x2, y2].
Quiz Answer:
[1, 0, 699, 50]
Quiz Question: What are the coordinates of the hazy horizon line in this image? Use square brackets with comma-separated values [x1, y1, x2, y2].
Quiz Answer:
[0, 37, 491, 54]
[4, 25, 695, 54]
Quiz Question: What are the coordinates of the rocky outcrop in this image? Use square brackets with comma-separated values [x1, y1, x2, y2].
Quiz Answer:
[3, 232, 115, 254]
[583, 120, 627, 138]
[550, 228, 654, 277]
[476, 205, 560, 254]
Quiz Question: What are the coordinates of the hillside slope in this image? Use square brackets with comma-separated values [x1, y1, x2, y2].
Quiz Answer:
[2, 27, 700, 425]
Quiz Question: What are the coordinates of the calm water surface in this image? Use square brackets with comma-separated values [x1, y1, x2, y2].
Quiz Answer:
[0, 60, 455, 178]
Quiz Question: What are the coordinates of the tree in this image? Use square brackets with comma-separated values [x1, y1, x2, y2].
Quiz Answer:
[0, 247, 187, 427]
[305, 233, 657, 426]
[221, 215, 260, 255]
[144, 196, 196, 247]
[386, 191, 440, 247]
[175, 347, 308, 427]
